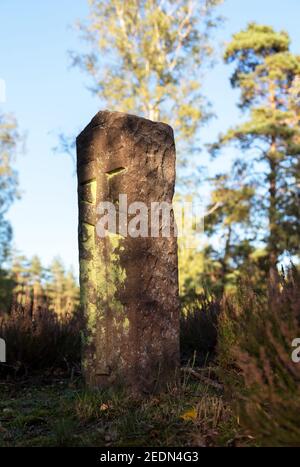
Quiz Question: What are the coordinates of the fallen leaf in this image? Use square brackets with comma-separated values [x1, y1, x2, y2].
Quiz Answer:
[180, 408, 197, 421]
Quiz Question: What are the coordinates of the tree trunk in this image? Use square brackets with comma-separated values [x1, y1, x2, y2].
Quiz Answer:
[268, 153, 278, 272]
[220, 225, 232, 294]
[268, 82, 279, 273]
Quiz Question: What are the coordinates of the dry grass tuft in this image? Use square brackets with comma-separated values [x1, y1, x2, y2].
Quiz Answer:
[218, 266, 300, 446]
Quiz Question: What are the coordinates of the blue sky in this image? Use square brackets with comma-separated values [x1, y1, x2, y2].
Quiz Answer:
[1, 0, 300, 273]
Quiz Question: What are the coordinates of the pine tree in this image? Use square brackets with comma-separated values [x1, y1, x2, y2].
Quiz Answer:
[212, 24, 300, 272]
[46, 258, 79, 316]
[46, 258, 66, 315]
[28, 255, 45, 315]
[204, 173, 254, 294]
[11, 255, 31, 308]
[63, 269, 80, 315]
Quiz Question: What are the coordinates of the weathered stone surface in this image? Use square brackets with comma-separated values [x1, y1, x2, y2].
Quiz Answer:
[77, 110, 180, 393]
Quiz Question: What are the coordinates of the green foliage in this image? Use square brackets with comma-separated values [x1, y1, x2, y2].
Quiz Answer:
[45, 257, 80, 316]
[178, 245, 205, 296]
[210, 23, 300, 280]
[73, 0, 223, 170]
[0, 268, 14, 313]
[203, 174, 255, 295]
[218, 267, 300, 446]
[0, 254, 80, 316]
[71, 0, 225, 296]
[0, 112, 20, 265]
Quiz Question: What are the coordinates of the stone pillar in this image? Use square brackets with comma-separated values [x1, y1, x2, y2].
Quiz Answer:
[76, 111, 179, 393]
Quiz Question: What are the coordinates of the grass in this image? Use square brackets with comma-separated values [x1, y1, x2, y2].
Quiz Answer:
[0, 373, 244, 447]
[1, 269, 299, 447]
[0, 293, 236, 447]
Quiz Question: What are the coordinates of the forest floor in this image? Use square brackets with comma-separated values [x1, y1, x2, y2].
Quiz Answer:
[0, 371, 252, 447]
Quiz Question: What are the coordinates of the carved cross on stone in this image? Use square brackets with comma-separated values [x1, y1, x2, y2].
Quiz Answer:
[77, 110, 180, 393]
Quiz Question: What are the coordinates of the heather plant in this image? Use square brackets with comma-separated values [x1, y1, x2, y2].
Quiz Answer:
[0, 303, 82, 377]
[180, 294, 220, 366]
[218, 267, 300, 446]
